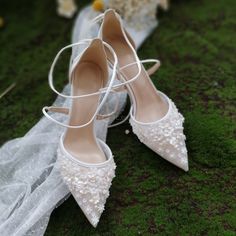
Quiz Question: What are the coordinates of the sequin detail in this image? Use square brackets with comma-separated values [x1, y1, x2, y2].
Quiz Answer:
[57, 147, 116, 227]
[130, 97, 188, 171]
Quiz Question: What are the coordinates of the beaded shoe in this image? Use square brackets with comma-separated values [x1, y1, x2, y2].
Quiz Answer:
[43, 38, 119, 226]
[130, 91, 188, 171]
[57, 135, 116, 227]
[98, 9, 189, 171]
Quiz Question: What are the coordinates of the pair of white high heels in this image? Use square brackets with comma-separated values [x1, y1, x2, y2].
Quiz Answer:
[43, 9, 188, 227]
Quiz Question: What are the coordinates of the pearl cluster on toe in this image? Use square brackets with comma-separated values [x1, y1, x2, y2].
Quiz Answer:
[57, 140, 116, 227]
[130, 91, 188, 171]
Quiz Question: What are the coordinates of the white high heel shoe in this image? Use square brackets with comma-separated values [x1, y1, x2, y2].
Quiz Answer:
[43, 38, 118, 227]
[96, 9, 189, 171]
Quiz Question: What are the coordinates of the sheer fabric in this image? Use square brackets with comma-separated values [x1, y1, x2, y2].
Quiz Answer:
[0, 6, 157, 236]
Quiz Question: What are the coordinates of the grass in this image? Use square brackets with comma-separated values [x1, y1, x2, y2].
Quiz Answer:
[0, 0, 236, 235]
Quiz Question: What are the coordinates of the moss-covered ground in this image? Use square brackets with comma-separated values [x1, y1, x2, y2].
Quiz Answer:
[0, 0, 236, 235]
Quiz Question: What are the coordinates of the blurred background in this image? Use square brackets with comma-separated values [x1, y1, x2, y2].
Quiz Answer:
[0, 0, 236, 235]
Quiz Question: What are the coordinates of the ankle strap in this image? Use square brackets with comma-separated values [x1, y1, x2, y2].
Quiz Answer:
[43, 38, 120, 128]
[48, 38, 138, 103]
[48, 39, 118, 99]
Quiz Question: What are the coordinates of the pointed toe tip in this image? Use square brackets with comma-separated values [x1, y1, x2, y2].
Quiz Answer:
[81, 206, 102, 228]
[83, 211, 101, 228]
[175, 162, 188, 172]
[183, 164, 189, 172]
[180, 158, 189, 172]
[91, 221, 99, 228]
[162, 152, 189, 172]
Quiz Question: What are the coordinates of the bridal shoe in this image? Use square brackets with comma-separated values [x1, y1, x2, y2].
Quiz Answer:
[97, 9, 189, 171]
[43, 39, 118, 227]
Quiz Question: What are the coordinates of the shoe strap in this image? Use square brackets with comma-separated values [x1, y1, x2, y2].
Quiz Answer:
[48, 39, 119, 99]
[43, 44, 142, 128]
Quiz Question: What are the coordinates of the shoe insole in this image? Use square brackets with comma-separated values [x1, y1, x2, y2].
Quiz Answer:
[63, 62, 106, 163]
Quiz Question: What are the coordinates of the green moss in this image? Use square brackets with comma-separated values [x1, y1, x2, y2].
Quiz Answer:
[0, 0, 236, 235]
[185, 111, 236, 168]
